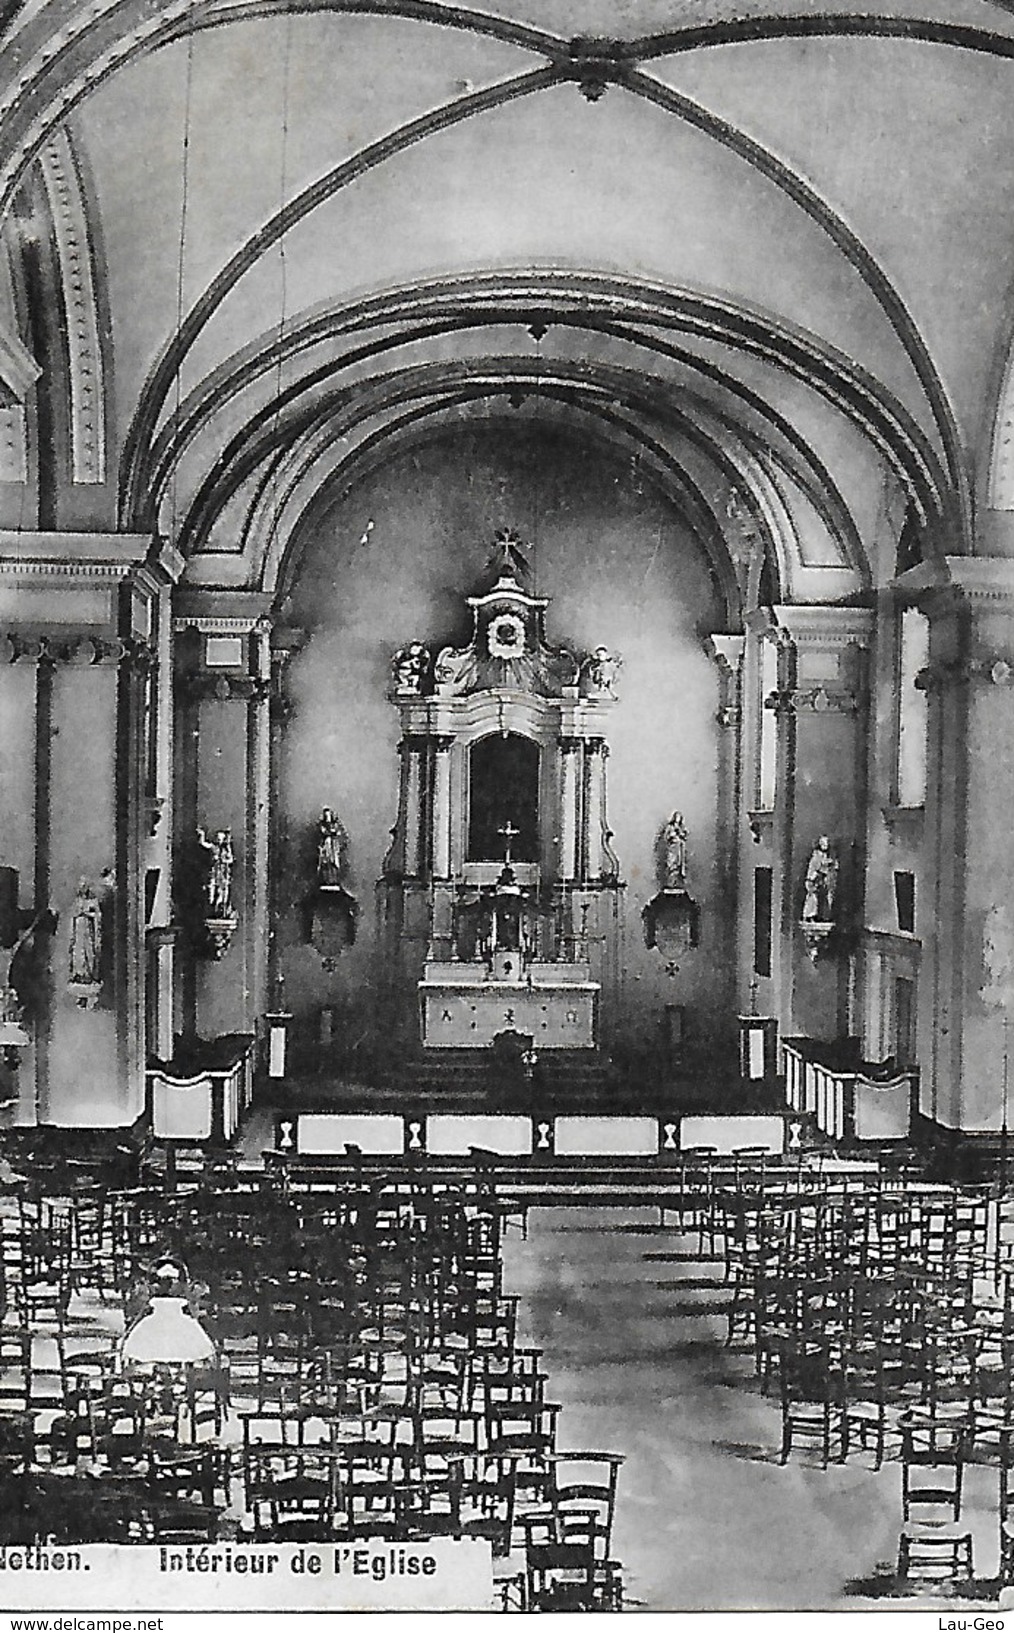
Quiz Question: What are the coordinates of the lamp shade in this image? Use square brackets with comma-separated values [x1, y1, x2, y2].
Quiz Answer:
[121, 1296, 215, 1364]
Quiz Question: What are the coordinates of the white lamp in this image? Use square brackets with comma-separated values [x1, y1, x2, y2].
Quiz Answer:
[121, 1261, 215, 1365]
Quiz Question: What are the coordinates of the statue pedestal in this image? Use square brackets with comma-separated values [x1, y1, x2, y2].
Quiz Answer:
[419, 961, 598, 1049]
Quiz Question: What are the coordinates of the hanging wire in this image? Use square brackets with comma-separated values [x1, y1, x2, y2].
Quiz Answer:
[169, 34, 195, 542]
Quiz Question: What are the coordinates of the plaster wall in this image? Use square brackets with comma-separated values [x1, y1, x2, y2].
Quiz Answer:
[47, 661, 119, 1124]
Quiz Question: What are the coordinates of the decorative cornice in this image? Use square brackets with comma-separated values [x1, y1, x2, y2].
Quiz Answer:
[38, 128, 105, 486]
[173, 615, 265, 635]
[173, 588, 274, 633]
[0, 533, 152, 586]
[894, 556, 1014, 612]
[769, 604, 874, 650]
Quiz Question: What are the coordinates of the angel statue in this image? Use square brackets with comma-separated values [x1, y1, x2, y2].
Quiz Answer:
[581, 646, 622, 699]
[391, 642, 430, 696]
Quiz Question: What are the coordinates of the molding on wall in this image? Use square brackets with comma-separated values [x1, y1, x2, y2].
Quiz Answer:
[38, 127, 106, 485]
[0, 319, 39, 404]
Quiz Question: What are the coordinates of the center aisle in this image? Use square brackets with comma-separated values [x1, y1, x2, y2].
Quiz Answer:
[501, 1205, 955, 1610]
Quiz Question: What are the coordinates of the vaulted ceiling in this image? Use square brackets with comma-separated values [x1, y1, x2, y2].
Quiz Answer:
[3, 0, 1014, 602]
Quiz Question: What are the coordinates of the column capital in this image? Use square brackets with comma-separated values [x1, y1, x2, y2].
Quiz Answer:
[917, 653, 1014, 693]
[269, 623, 308, 661]
[177, 670, 272, 703]
[703, 633, 746, 674]
[2, 630, 155, 668]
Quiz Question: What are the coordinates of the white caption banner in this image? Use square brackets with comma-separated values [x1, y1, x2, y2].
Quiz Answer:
[0, 1541, 495, 1612]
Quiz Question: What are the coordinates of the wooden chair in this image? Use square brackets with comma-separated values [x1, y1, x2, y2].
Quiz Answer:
[247, 1445, 337, 1541]
[897, 1529, 973, 1585]
[521, 1510, 622, 1611]
[547, 1451, 623, 1560]
[900, 1412, 970, 1523]
[778, 1336, 847, 1467]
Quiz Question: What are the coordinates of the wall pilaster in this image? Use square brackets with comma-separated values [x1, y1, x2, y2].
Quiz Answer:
[0, 531, 179, 1126]
[173, 590, 274, 1044]
[907, 558, 1014, 1130]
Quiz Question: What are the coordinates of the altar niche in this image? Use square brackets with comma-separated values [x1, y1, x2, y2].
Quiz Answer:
[467, 735, 539, 865]
[378, 532, 624, 1053]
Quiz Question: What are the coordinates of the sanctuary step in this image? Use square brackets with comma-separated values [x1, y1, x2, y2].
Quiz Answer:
[371, 1046, 616, 1107]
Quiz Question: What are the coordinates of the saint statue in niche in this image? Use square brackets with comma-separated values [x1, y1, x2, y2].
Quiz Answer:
[662, 811, 689, 888]
[802, 835, 838, 923]
[68, 880, 102, 992]
[317, 808, 348, 887]
[197, 827, 235, 918]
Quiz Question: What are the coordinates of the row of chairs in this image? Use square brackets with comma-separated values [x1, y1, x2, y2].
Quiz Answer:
[0, 1173, 626, 1610]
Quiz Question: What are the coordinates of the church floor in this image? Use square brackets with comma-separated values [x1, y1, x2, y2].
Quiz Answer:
[502, 1206, 1004, 1612]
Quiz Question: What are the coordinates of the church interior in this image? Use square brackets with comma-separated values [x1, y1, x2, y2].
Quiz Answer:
[2, 0, 1014, 1612]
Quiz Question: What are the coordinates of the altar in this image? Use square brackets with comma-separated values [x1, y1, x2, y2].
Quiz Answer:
[419, 960, 598, 1049]
[378, 531, 624, 1055]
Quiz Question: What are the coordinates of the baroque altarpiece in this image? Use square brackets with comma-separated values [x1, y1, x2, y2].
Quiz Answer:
[377, 537, 624, 1054]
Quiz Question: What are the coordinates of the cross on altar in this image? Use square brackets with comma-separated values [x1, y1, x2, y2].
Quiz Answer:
[498, 820, 520, 864]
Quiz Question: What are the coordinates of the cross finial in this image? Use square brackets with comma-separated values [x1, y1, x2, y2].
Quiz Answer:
[498, 820, 520, 864]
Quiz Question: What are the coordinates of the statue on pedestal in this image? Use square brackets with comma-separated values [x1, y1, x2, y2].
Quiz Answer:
[68, 880, 102, 989]
[198, 828, 234, 918]
[316, 808, 348, 888]
[307, 808, 358, 967]
[802, 836, 838, 924]
[194, 827, 238, 959]
[662, 810, 689, 889]
[644, 811, 699, 959]
[800, 835, 839, 963]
